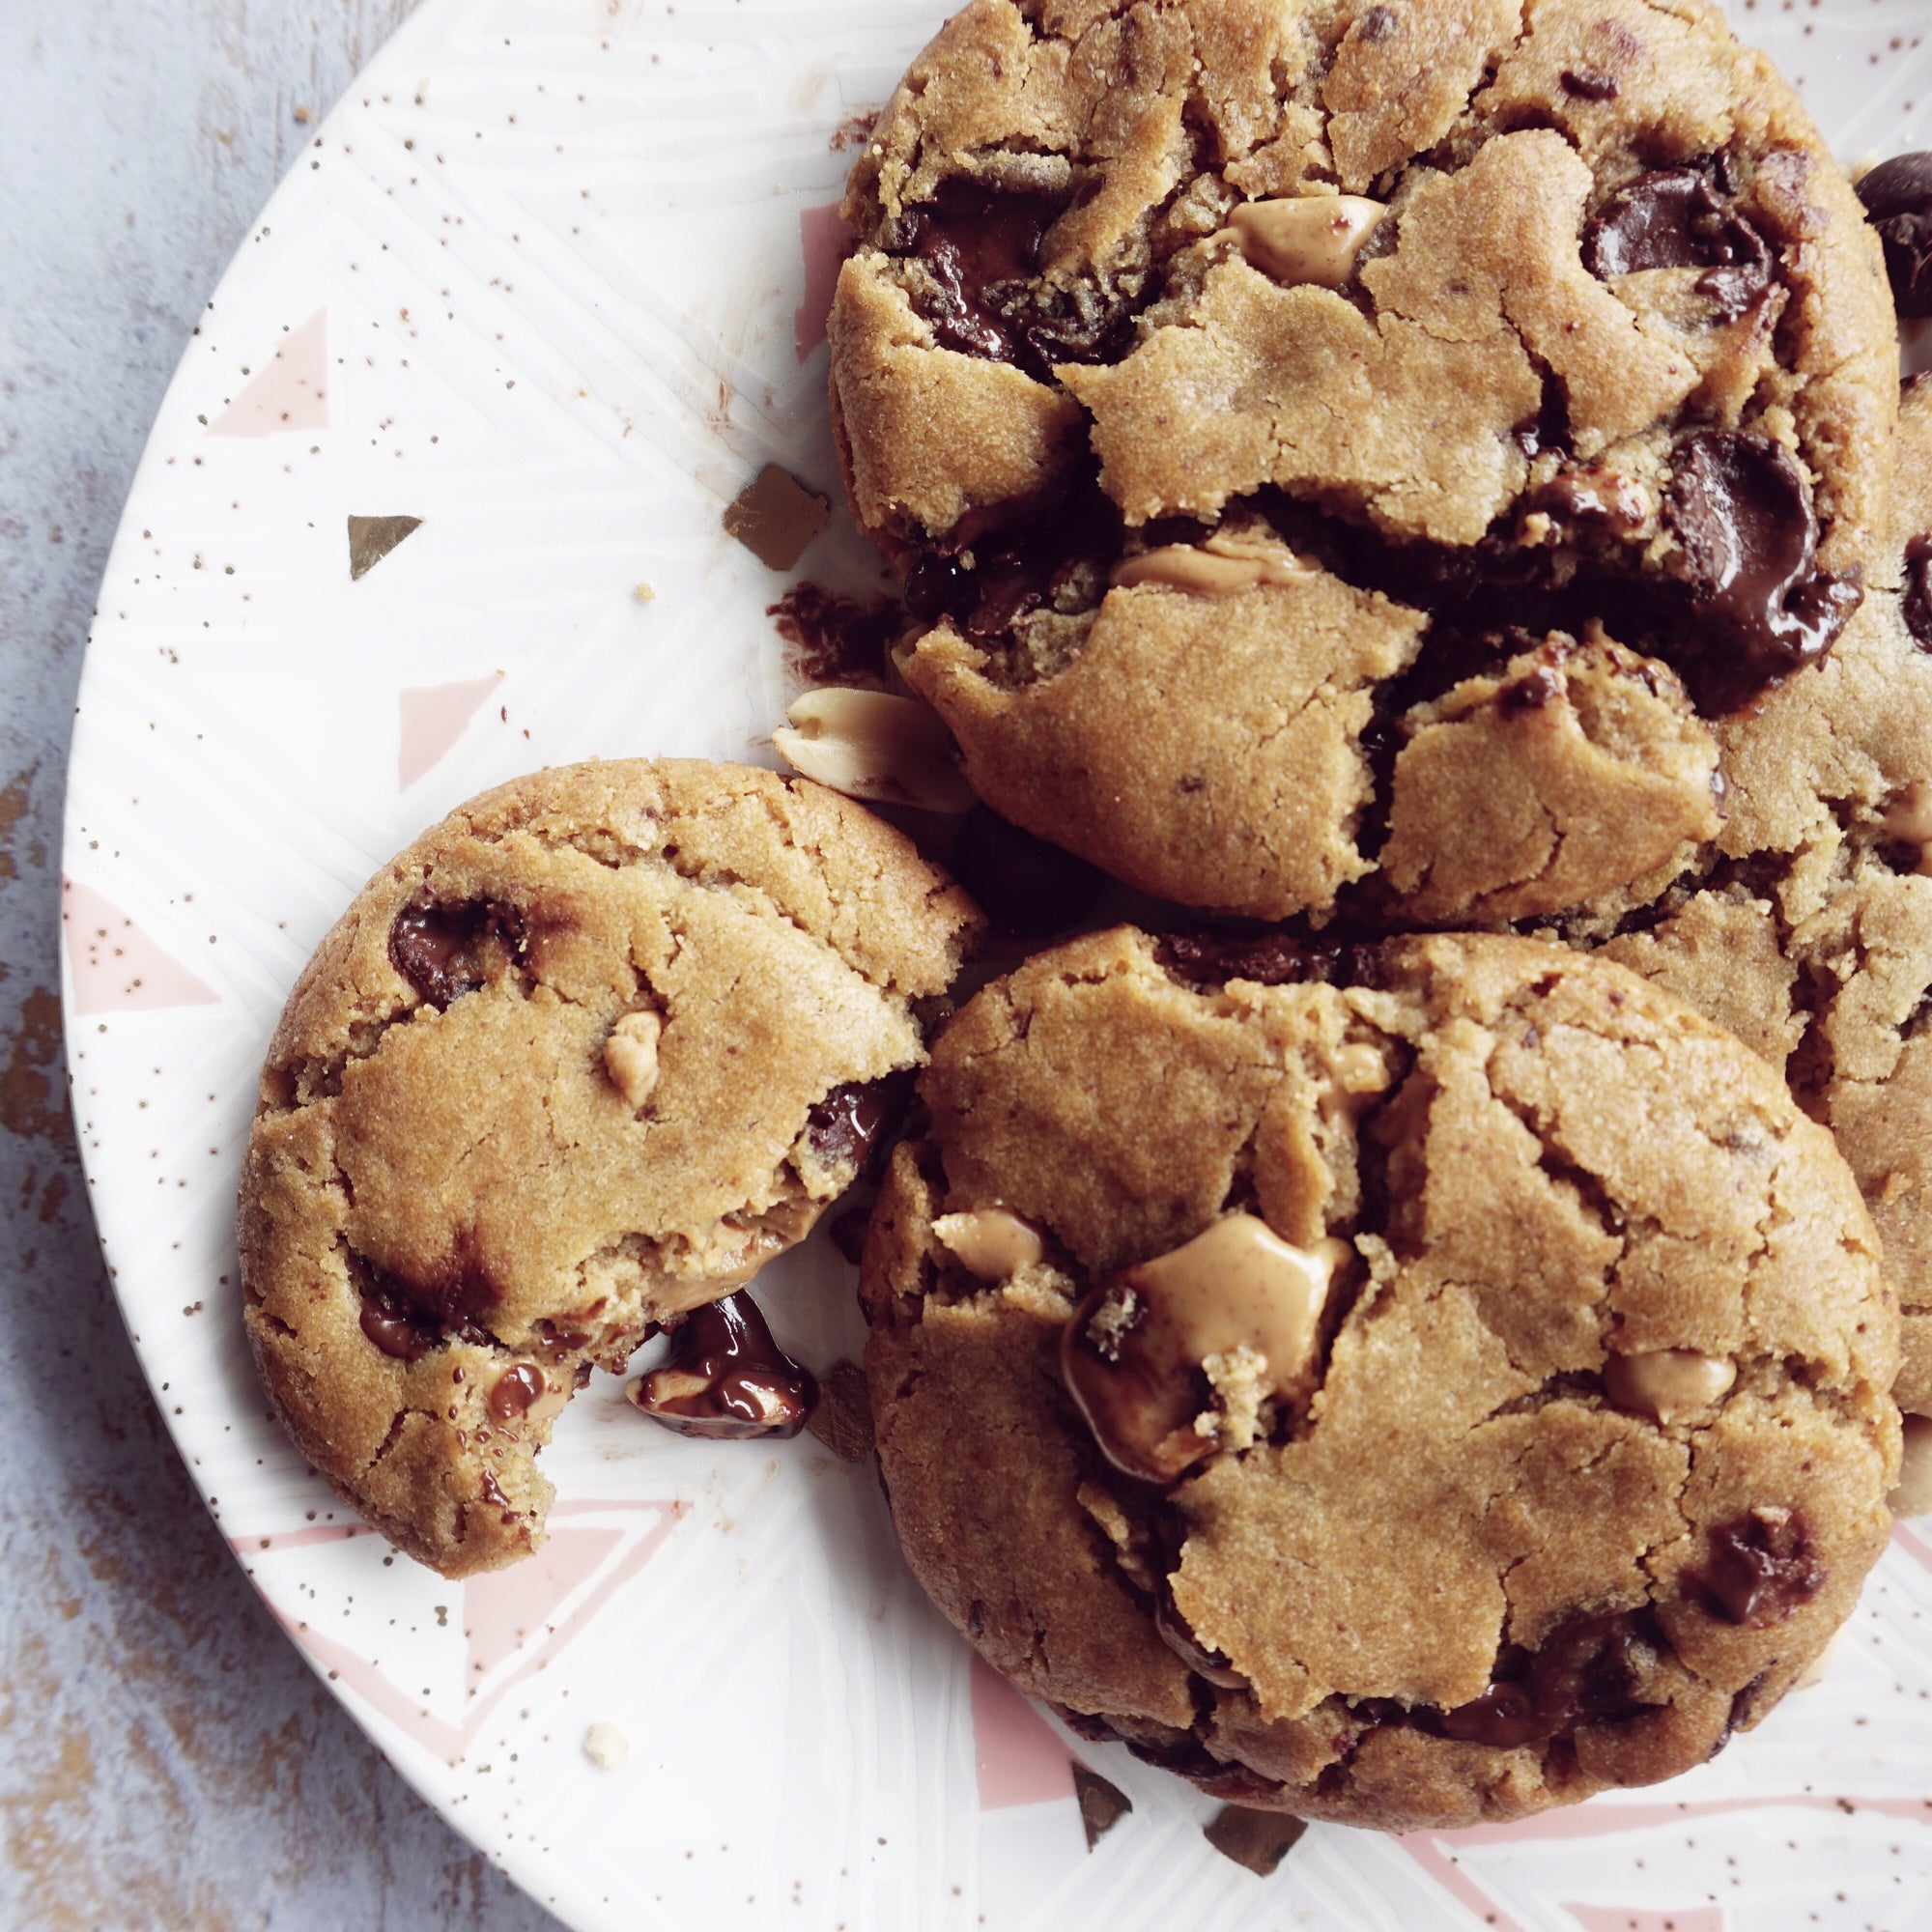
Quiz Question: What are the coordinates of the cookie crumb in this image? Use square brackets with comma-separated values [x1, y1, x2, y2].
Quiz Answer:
[805, 1359, 875, 1463]
[1203, 1804, 1306, 1875]
[723, 465, 829, 571]
[635, 581, 656, 602]
[583, 1722, 629, 1769]
[1070, 1762, 1133, 1850]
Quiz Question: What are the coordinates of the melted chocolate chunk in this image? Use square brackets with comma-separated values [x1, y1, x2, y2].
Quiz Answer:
[629, 1292, 816, 1439]
[389, 897, 527, 1008]
[808, 1072, 915, 1175]
[487, 1362, 546, 1421]
[1160, 930, 1367, 988]
[1560, 68, 1619, 100]
[951, 807, 1104, 938]
[1154, 1590, 1248, 1690]
[355, 1245, 499, 1359]
[1583, 165, 1774, 319]
[1855, 152, 1932, 317]
[1524, 469, 1648, 538]
[1499, 664, 1561, 716]
[1436, 1610, 1661, 1748]
[357, 1282, 440, 1362]
[1905, 533, 1932, 648]
[1663, 431, 1862, 710]
[905, 470, 1122, 644]
[1694, 1509, 1825, 1626]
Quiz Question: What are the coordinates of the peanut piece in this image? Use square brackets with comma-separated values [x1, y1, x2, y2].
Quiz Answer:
[1223, 194, 1386, 288]
[933, 1208, 1046, 1280]
[604, 1009, 662, 1110]
[774, 688, 974, 813]
[1603, 1348, 1736, 1424]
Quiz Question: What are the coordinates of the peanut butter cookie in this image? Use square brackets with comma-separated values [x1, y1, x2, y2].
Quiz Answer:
[828, 0, 1894, 923]
[241, 760, 981, 1577]
[861, 927, 1899, 1830]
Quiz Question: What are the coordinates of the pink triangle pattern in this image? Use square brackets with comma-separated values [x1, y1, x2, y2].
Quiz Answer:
[795, 203, 849, 360]
[265, 1498, 684, 1766]
[62, 876, 220, 1015]
[1565, 1908, 1724, 1932]
[1894, 1520, 1932, 1572]
[399, 674, 504, 790]
[210, 309, 330, 436]
[970, 1653, 1075, 1809]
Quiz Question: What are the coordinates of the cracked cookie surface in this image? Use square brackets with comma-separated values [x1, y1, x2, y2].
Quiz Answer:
[829, 0, 1895, 923]
[859, 927, 1898, 1829]
[1552, 377, 1932, 1427]
[240, 759, 981, 1577]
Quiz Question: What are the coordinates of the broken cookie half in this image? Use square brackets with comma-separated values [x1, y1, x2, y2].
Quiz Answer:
[240, 759, 981, 1577]
[859, 927, 1899, 1831]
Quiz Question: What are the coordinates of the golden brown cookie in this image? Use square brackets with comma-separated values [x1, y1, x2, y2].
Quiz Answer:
[241, 760, 981, 1577]
[861, 927, 1899, 1830]
[827, 0, 1895, 923]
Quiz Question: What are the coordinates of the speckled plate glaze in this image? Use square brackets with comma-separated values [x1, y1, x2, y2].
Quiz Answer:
[61, 2, 1932, 1926]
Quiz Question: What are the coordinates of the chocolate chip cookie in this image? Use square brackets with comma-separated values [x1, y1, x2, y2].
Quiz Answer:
[860, 927, 1899, 1830]
[828, 0, 1895, 923]
[1553, 376, 1932, 1429]
[241, 760, 981, 1577]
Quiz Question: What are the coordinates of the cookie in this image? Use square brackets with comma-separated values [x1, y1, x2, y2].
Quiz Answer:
[827, 0, 1895, 923]
[860, 927, 1899, 1830]
[1549, 377, 1932, 1426]
[241, 760, 981, 1577]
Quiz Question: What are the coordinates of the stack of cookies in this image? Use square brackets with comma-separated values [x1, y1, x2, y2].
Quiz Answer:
[241, 0, 1931, 1838]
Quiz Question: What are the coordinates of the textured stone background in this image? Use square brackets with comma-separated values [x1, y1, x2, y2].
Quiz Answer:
[0, 4, 557, 1924]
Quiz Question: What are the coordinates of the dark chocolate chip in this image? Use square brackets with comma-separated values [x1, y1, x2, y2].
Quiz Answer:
[1357, 4, 1397, 43]
[1856, 152, 1932, 317]
[1499, 664, 1562, 716]
[1203, 1805, 1307, 1876]
[1905, 534, 1932, 647]
[388, 897, 527, 1009]
[1071, 1762, 1134, 1850]
[1582, 165, 1773, 319]
[355, 1241, 500, 1356]
[1560, 67, 1619, 100]
[1694, 1509, 1824, 1626]
[629, 1292, 816, 1439]
[951, 807, 1104, 938]
[808, 1073, 915, 1175]
[891, 182, 1061, 365]
[1663, 430, 1862, 709]
[358, 1282, 439, 1362]
[1160, 930, 1356, 988]
[804, 1358, 875, 1463]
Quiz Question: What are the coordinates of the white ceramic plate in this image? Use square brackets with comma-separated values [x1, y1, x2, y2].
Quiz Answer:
[63, 3, 1932, 1926]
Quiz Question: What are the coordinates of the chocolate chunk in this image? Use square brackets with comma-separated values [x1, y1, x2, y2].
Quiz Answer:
[905, 470, 1122, 643]
[1663, 430, 1862, 710]
[1560, 68, 1619, 100]
[808, 1073, 915, 1175]
[477, 1469, 515, 1515]
[487, 1362, 547, 1421]
[1203, 1805, 1307, 1876]
[1856, 152, 1932, 316]
[1357, 4, 1397, 43]
[389, 897, 527, 1008]
[1499, 665, 1561, 716]
[1070, 1762, 1133, 1851]
[1154, 1589, 1248, 1689]
[357, 1281, 439, 1362]
[1694, 1508, 1824, 1626]
[804, 1358, 875, 1463]
[1524, 469, 1648, 538]
[1583, 166, 1773, 319]
[1905, 534, 1932, 647]
[767, 582, 899, 686]
[723, 465, 830, 572]
[348, 514, 422, 582]
[894, 182, 1060, 360]
[951, 807, 1104, 938]
[1438, 1611, 1659, 1747]
[628, 1292, 817, 1439]
[1161, 930, 1351, 988]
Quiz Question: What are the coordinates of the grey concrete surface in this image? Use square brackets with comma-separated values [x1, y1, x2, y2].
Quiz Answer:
[0, 4, 561, 1925]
